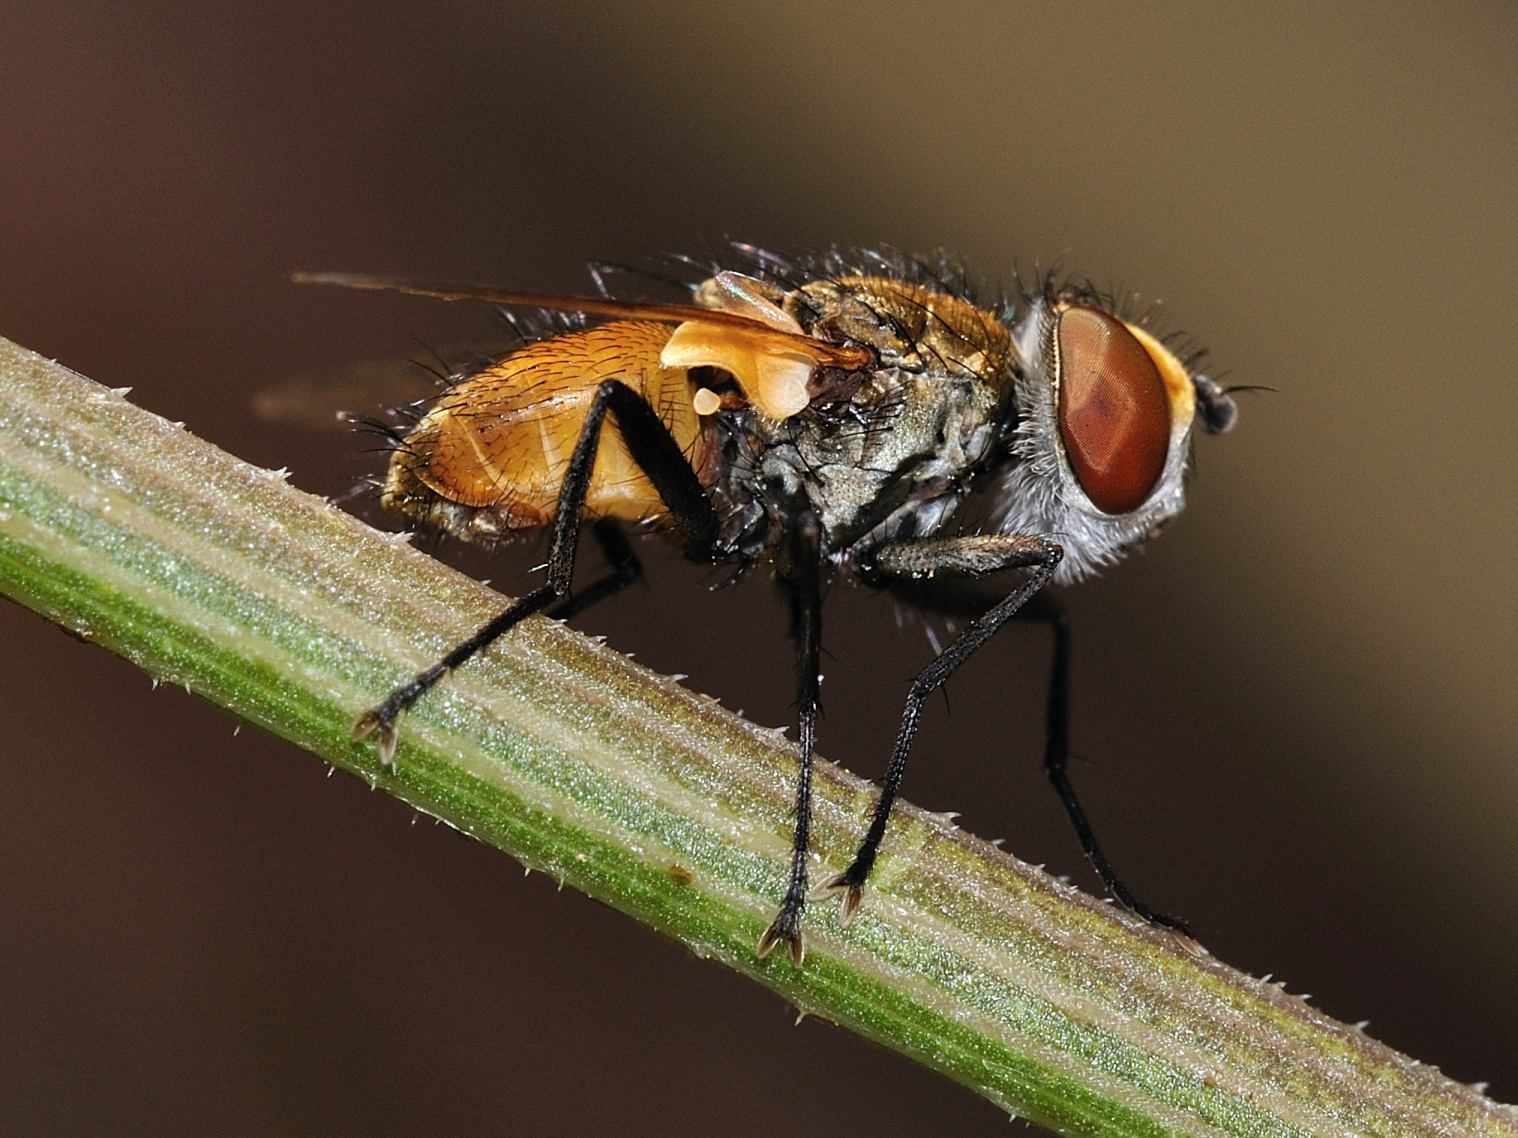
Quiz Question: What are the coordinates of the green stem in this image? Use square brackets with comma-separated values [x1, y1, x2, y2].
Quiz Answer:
[0, 335, 1511, 1138]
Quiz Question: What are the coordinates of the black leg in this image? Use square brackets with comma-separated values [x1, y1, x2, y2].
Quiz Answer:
[354, 379, 717, 761]
[1016, 594, 1187, 932]
[815, 534, 1063, 922]
[546, 519, 642, 621]
[757, 512, 824, 966]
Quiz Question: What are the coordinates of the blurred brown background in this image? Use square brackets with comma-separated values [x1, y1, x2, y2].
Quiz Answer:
[3, 3, 1515, 1134]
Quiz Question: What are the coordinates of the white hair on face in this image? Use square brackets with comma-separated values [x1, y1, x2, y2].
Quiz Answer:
[991, 297, 1195, 585]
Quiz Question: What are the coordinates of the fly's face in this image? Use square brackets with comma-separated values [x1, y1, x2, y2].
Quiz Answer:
[995, 290, 1237, 583]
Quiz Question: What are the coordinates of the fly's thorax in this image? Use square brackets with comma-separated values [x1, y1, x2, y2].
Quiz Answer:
[683, 274, 1019, 558]
[992, 293, 1207, 583]
[786, 276, 1015, 395]
[712, 360, 1003, 558]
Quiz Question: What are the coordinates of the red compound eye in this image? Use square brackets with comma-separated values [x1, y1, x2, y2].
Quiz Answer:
[1055, 307, 1171, 515]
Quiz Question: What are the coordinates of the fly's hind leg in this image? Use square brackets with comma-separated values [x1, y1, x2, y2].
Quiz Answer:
[813, 533, 1062, 922]
[546, 519, 642, 621]
[353, 379, 716, 762]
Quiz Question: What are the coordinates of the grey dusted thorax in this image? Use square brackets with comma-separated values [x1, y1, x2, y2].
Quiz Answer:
[708, 365, 1004, 566]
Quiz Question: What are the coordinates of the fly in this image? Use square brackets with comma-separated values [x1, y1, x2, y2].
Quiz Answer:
[296, 246, 1240, 964]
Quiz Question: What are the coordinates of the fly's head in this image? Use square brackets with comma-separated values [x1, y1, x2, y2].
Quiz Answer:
[994, 283, 1238, 583]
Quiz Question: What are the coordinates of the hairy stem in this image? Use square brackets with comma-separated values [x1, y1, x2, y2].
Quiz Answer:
[0, 335, 1511, 1138]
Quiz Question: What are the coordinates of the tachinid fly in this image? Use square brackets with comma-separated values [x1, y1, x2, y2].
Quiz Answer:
[297, 246, 1240, 963]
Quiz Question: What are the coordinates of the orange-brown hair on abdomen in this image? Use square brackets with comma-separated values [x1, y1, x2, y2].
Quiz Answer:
[384, 320, 709, 534]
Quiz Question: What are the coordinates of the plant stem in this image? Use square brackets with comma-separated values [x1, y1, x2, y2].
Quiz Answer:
[0, 335, 1511, 1138]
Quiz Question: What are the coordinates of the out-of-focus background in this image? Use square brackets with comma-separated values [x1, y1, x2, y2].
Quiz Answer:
[3, 4, 1515, 1134]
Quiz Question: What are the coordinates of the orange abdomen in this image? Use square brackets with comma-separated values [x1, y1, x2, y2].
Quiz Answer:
[390, 321, 709, 530]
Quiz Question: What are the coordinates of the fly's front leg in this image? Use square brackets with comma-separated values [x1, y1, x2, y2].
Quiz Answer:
[1017, 593, 1187, 931]
[757, 511, 824, 966]
[813, 533, 1062, 922]
[353, 379, 716, 762]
